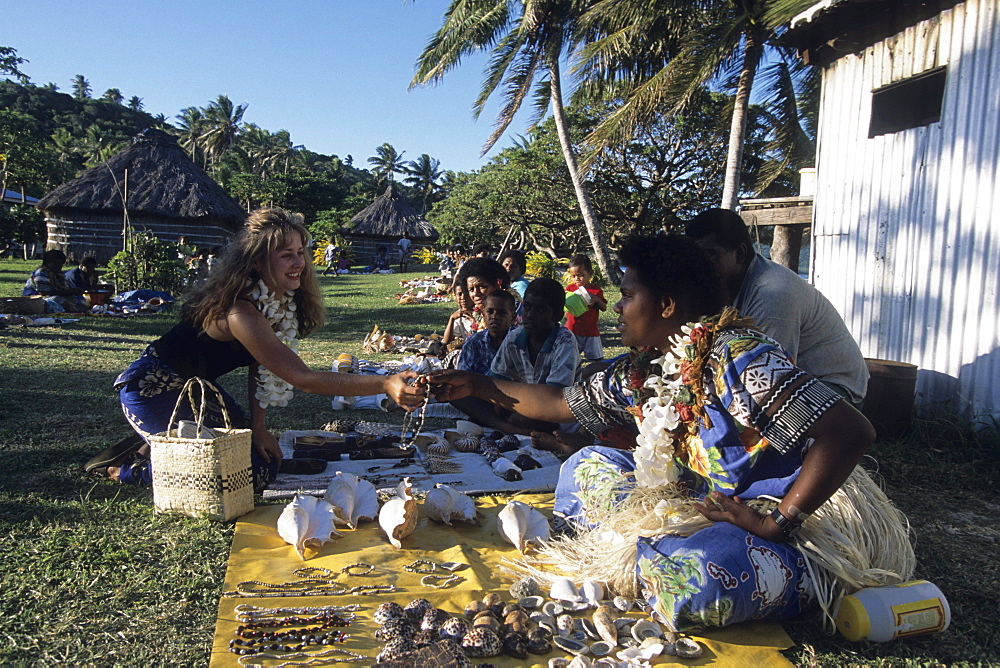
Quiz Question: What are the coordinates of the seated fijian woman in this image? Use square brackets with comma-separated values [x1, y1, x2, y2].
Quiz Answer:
[87, 208, 424, 490]
[427, 234, 912, 630]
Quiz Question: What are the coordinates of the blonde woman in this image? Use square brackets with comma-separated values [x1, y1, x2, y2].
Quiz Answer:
[87, 208, 424, 490]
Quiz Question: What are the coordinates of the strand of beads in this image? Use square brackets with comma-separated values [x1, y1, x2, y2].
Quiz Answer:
[229, 611, 352, 656]
[403, 559, 437, 574]
[229, 631, 350, 656]
[399, 377, 430, 445]
[235, 604, 361, 624]
[236, 646, 368, 667]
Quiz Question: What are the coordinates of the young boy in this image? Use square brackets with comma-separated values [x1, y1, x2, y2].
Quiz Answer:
[457, 290, 515, 375]
[450, 278, 579, 435]
[564, 254, 607, 361]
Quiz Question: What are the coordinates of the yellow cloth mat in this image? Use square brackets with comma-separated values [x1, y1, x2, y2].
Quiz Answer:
[211, 495, 793, 667]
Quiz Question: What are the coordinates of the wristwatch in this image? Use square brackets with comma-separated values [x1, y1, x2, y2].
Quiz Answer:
[769, 507, 802, 539]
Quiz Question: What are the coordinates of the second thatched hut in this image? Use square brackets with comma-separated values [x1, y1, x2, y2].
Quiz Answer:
[342, 183, 439, 265]
[36, 129, 246, 263]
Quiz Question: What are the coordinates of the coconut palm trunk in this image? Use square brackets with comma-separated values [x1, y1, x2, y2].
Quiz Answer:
[720, 27, 764, 211]
[547, 59, 618, 281]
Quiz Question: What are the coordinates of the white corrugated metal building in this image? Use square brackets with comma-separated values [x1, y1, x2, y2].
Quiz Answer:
[785, 0, 1000, 420]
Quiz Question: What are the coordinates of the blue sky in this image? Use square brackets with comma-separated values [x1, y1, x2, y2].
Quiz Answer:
[4, 0, 519, 174]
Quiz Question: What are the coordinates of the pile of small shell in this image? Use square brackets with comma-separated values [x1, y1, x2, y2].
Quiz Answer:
[370, 577, 704, 666]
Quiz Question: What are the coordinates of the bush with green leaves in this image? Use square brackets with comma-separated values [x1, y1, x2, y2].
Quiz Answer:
[105, 231, 186, 294]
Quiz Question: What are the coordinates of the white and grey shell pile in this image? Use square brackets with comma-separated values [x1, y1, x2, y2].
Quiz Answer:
[370, 584, 703, 665]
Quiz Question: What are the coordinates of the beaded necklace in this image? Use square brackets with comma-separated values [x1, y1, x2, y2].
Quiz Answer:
[250, 278, 298, 408]
[229, 610, 352, 655]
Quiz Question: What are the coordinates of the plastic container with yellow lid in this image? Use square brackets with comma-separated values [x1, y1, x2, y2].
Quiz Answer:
[835, 580, 950, 642]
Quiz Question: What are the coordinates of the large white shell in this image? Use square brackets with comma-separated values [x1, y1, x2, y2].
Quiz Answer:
[378, 478, 417, 548]
[424, 484, 477, 526]
[323, 471, 378, 529]
[455, 420, 484, 437]
[498, 499, 550, 553]
[276, 494, 341, 560]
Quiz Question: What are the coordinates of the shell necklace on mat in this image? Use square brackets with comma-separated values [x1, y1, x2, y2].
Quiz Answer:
[250, 278, 298, 408]
[398, 376, 430, 445]
[236, 646, 368, 667]
[222, 565, 396, 598]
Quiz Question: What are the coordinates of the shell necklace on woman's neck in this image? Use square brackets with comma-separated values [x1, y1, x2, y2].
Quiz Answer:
[251, 278, 298, 408]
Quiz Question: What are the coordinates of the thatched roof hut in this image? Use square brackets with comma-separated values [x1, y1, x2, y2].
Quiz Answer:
[342, 183, 438, 263]
[37, 129, 246, 263]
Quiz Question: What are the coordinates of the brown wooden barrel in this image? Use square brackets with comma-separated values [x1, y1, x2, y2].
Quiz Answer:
[862, 358, 918, 439]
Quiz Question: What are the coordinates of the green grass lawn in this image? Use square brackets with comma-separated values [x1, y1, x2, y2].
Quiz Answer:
[1, 258, 998, 665]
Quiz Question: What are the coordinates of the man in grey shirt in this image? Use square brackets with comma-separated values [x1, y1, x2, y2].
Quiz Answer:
[686, 208, 869, 405]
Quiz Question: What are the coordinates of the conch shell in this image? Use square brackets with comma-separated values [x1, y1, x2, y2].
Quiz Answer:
[498, 499, 550, 553]
[379, 478, 418, 548]
[323, 471, 379, 529]
[425, 484, 477, 526]
[276, 494, 341, 560]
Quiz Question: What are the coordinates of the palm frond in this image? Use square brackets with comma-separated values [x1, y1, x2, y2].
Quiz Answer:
[482, 48, 543, 153]
[474, 30, 527, 118]
[411, 1, 514, 86]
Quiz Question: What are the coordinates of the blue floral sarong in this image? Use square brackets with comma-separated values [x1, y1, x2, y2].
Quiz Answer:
[557, 327, 842, 629]
[115, 346, 278, 492]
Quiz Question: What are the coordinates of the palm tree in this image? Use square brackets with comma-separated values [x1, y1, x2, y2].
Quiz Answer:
[202, 95, 247, 168]
[128, 96, 144, 111]
[367, 143, 406, 188]
[71, 75, 92, 100]
[272, 130, 305, 174]
[175, 106, 208, 165]
[411, 0, 619, 283]
[50, 128, 77, 163]
[577, 0, 814, 210]
[0, 47, 29, 84]
[80, 126, 120, 167]
[101, 88, 124, 105]
[403, 154, 445, 214]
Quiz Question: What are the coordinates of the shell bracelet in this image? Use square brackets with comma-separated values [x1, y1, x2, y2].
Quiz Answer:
[236, 646, 368, 667]
[223, 565, 389, 598]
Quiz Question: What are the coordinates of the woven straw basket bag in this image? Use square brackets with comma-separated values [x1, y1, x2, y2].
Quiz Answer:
[148, 378, 255, 521]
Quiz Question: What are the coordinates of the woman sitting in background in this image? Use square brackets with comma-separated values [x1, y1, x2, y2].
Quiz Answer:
[86, 208, 424, 490]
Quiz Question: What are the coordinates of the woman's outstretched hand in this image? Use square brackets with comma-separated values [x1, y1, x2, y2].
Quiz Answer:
[384, 371, 427, 411]
[692, 491, 785, 542]
[421, 370, 478, 402]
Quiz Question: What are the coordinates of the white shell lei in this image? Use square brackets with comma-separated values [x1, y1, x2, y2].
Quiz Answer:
[251, 279, 298, 408]
[632, 323, 704, 490]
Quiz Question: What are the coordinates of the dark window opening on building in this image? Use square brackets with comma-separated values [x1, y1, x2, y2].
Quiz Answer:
[869, 66, 947, 137]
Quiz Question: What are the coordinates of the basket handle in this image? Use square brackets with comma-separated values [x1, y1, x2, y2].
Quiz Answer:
[166, 377, 233, 434]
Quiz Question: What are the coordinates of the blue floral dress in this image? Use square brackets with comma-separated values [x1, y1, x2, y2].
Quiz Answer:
[557, 327, 842, 629]
[114, 320, 278, 491]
